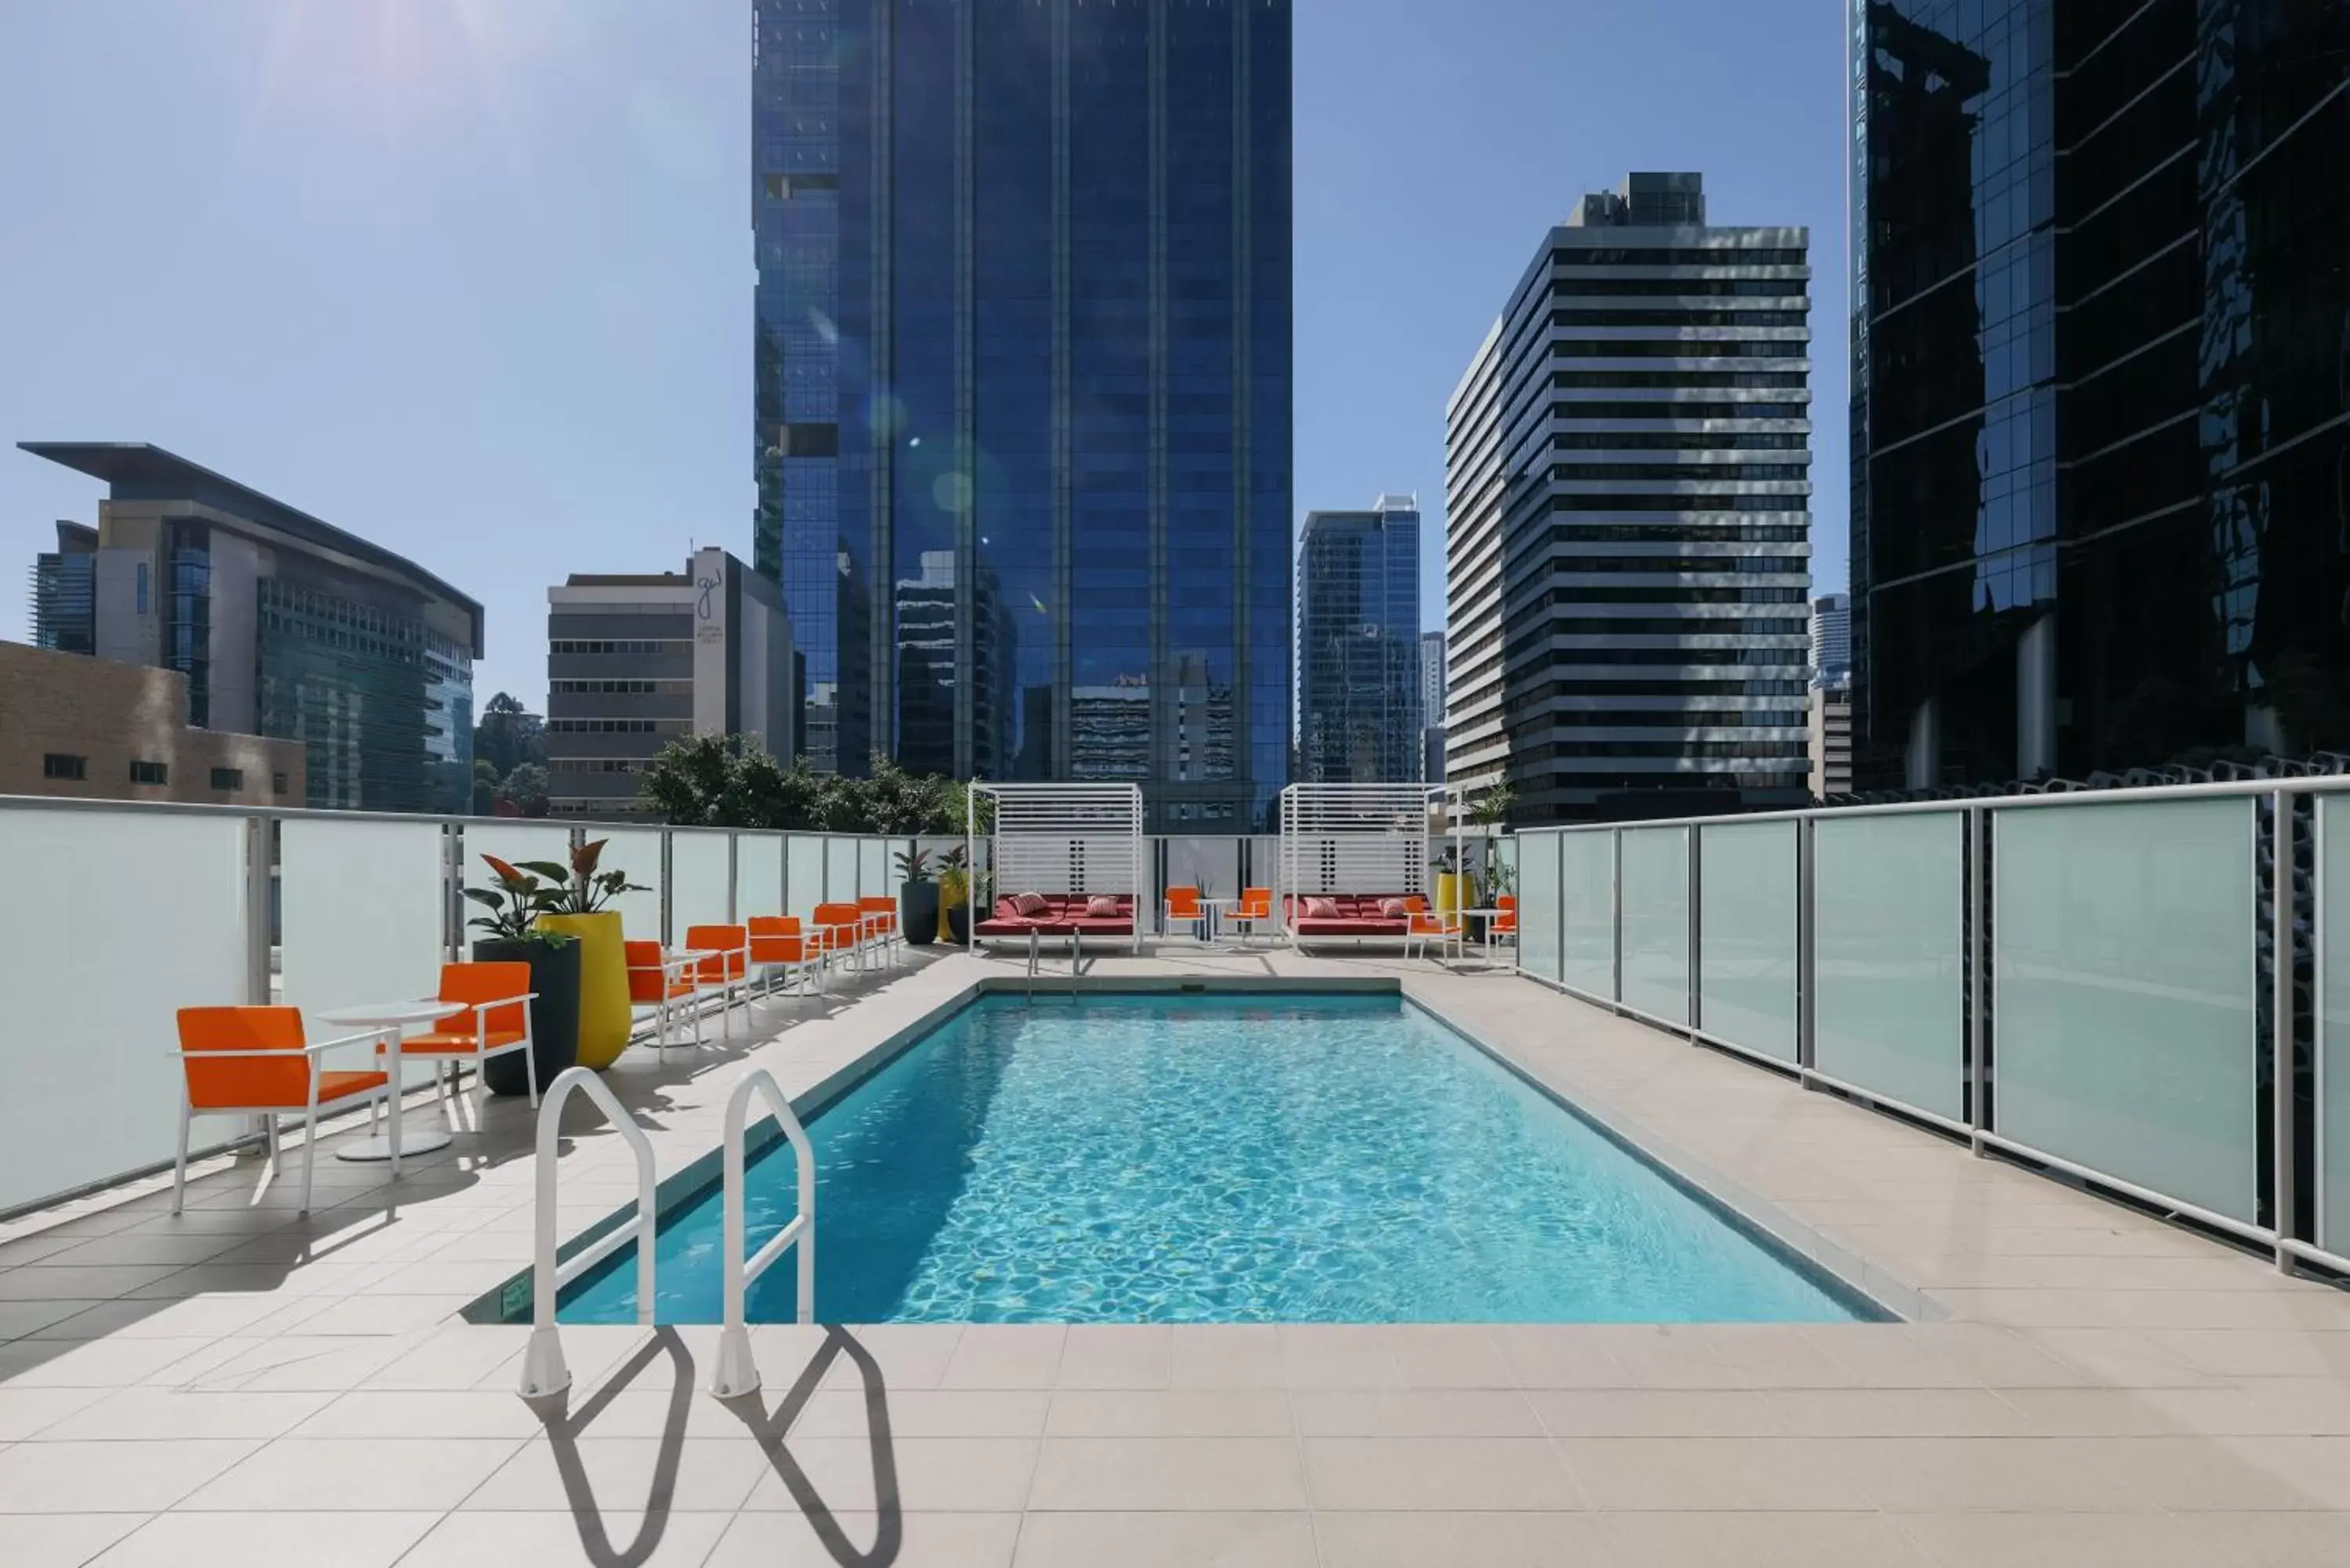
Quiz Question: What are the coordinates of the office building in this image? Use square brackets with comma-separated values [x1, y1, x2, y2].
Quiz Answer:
[1810, 592, 1850, 688]
[1852, 2, 2350, 785]
[1445, 173, 1813, 825]
[1420, 629, 1447, 784]
[23, 443, 479, 814]
[1810, 684, 1853, 798]
[0, 640, 305, 806]
[1296, 496, 1422, 783]
[544, 547, 796, 818]
[753, 0, 1292, 828]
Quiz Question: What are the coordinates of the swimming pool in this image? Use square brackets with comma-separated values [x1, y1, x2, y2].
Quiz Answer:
[559, 992, 1869, 1324]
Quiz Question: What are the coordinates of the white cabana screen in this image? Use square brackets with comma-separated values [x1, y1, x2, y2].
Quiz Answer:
[968, 783, 1145, 952]
[1278, 782, 1462, 933]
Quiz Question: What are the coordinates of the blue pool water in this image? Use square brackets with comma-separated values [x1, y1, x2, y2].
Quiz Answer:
[560, 994, 1865, 1324]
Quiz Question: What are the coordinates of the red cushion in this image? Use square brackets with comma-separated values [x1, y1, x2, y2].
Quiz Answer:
[1086, 895, 1119, 916]
[1296, 917, 1408, 935]
[1379, 898, 1408, 918]
[1303, 896, 1340, 919]
[1013, 891, 1050, 916]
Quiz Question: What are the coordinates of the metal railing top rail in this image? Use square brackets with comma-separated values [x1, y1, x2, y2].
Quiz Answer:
[710, 1069, 816, 1399]
[1515, 771, 2350, 838]
[520, 1067, 658, 1400]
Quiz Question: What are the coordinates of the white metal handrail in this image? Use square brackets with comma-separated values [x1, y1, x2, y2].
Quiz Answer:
[519, 1066, 658, 1400]
[710, 1068, 816, 1398]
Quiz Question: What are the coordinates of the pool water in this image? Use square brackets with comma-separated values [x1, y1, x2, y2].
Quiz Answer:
[560, 993, 1867, 1324]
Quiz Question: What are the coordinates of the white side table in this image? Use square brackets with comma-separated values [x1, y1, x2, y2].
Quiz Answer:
[316, 999, 460, 1162]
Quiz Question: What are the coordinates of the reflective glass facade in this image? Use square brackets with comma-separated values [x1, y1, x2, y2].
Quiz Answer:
[1852, 0, 2350, 785]
[753, 0, 1292, 827]
[1296, 499, 1423, 782]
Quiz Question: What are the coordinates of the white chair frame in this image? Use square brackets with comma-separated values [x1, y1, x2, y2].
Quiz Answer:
[169, 1028, 394, 1216]
[408, 990, 540, 1133]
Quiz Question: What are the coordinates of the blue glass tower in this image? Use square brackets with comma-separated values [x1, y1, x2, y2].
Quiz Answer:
[753, 0, 1292, 828]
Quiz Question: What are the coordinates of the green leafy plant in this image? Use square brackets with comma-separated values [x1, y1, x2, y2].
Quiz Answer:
[894, 846, 935, 884]
[937, 844, 971, 906]
[516, 837, 648, 916]
[464, 854, 567, 947]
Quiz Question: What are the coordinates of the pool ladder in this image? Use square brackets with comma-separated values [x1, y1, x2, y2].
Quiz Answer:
[516, 1067, 815, 1403]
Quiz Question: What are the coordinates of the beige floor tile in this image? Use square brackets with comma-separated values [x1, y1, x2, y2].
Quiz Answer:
[1382, 1326, 1517, 1388]
[38, 1388, 332, 1442]
[0, 1388, 112, 1443]
[0, 1439, 262, 1513]
[263, 1294, 468, 1337]
[783, 1390, 1050, 1440]
[292, 1389, 543, 1439]
[1292, 1389, 1542, 1437]
[1017, 1509, 1316, 1567]
[398, 1507, 736, 1567]
[0, 1300, 106, 1339]
[1170, 1325, 1282, 1389]
[2077, 1434, 2350, 1511]
[1274, 1326, 1398, 1389]
[1531, 1388, 1787, 1437]
[744, 1436, 1039, 1514]
[709, 1508, 1021, 1567]
[0, 1512, 150, 1568]
[84, 1508, 439, 1568]
[1028, 1436, 1302, 1511]
[1300, 1437, 1582, 1512]
[0, 1234, 98, 1267]
[1044, 1389, 1291, 1438]
[1315, 1511, 1619, 1568]
[1488, 1326, 1632, 1388]
[1766, 1388, 2030, 1437]
[0, 1338, 224, 1388]
[939, 1327, 1065, 1389]
[362, 1324, 531, 1390]
[1605, 1510, 1934, 1567]
[1053, 1325, 1170, 1389]
[1554, 1436, 1871, 1512]
[30, 1295, 295, 1341]
[1799, 1325, 1975, 1388]
[463, 1434, 769, 1512]
[1842, 1436, 2152, 1512]
[179, 1436, 522, 1512]
[0, 1267, 188, 1302]
[1891, 1509, 2314, 1568]
[815, 1324, 963, 1392]
[177, 1334, 424, 1393]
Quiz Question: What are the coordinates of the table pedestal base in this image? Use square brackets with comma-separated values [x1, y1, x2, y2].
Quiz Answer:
[336, 1126, 454, 1162]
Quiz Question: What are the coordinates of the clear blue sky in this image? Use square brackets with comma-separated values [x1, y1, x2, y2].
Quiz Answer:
[0, 0, 1849, 709]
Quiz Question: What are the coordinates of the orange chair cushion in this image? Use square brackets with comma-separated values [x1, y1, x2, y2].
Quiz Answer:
[749, 934, 815, 963]
[179, 1006, 315, 1110]
[438, 961, 530, 1038]
[684, 924, 748, 983]
[402, 1028, 527, 1054]
[313, 1070, 392, 1104]
[1166, 887, 1202, 917]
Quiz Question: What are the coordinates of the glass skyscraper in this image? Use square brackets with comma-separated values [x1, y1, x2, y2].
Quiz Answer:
[753, 0, 1293, 829]
[1296, 497, 1423, 783]
[1852, 1, 2350, 785]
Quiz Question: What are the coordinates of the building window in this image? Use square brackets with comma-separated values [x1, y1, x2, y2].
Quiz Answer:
[272, 771, 290, 796]
[135, 561, 149, 615]
[210, 766, 244, 791]
[43, 753, 88, 781]
[129, 760, 168, 786]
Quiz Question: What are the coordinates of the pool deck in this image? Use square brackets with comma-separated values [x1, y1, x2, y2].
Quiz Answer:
[4, 942, 2349, 1566]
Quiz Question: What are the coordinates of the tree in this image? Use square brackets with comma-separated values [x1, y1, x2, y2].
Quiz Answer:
[474, 692, 546, 779]
[471, 758, 501, 816]
[1470, 780, 1517, 830]
[494, 762, 551, 818]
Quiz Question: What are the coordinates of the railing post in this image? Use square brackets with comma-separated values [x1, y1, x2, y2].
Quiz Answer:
[244, 814, 273, 1005]
[2275, 787, 2298, 1274]
[1797, 814, 1816, 1072]
[1610, 827, 1624, 1005]
[1968, 804, 1988, 1151]
[1685, 823, 1701, 1038]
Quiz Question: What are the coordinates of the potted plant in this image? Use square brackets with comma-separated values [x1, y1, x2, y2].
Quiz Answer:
[516, 839, 648, 1072]
[1434, 846, 1470, 926]
[464, 856, 580, 1097]
[938, 845, 972, 945]
[897, 846, 939, 948]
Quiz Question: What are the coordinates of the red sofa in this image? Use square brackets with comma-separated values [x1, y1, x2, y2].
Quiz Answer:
[1282, 893, 1421, 941]
[973, 894, 1137, 942]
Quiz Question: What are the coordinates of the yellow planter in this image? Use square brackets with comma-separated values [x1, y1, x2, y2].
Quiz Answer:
[1435, 873, 1469, 916]
[540, 911, 630, 1070]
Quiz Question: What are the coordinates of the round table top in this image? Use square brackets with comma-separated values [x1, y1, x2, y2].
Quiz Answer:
[315, 999, 454, 1028]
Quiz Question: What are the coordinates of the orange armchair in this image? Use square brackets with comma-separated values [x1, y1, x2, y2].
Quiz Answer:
[400, 961, 538, 1129]
[173, 1006, 393, 1215]
[683, 923, 750, 1040]
[626, 939, 700, 1056]
[1227, 886, 1273, 946]
[812, 901, 868, 973]
[857, 896, 900, 967]
[1405, 907, 1464, 963]
[747, 916, 825, 999]
[1163, 884, 1205, 941]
